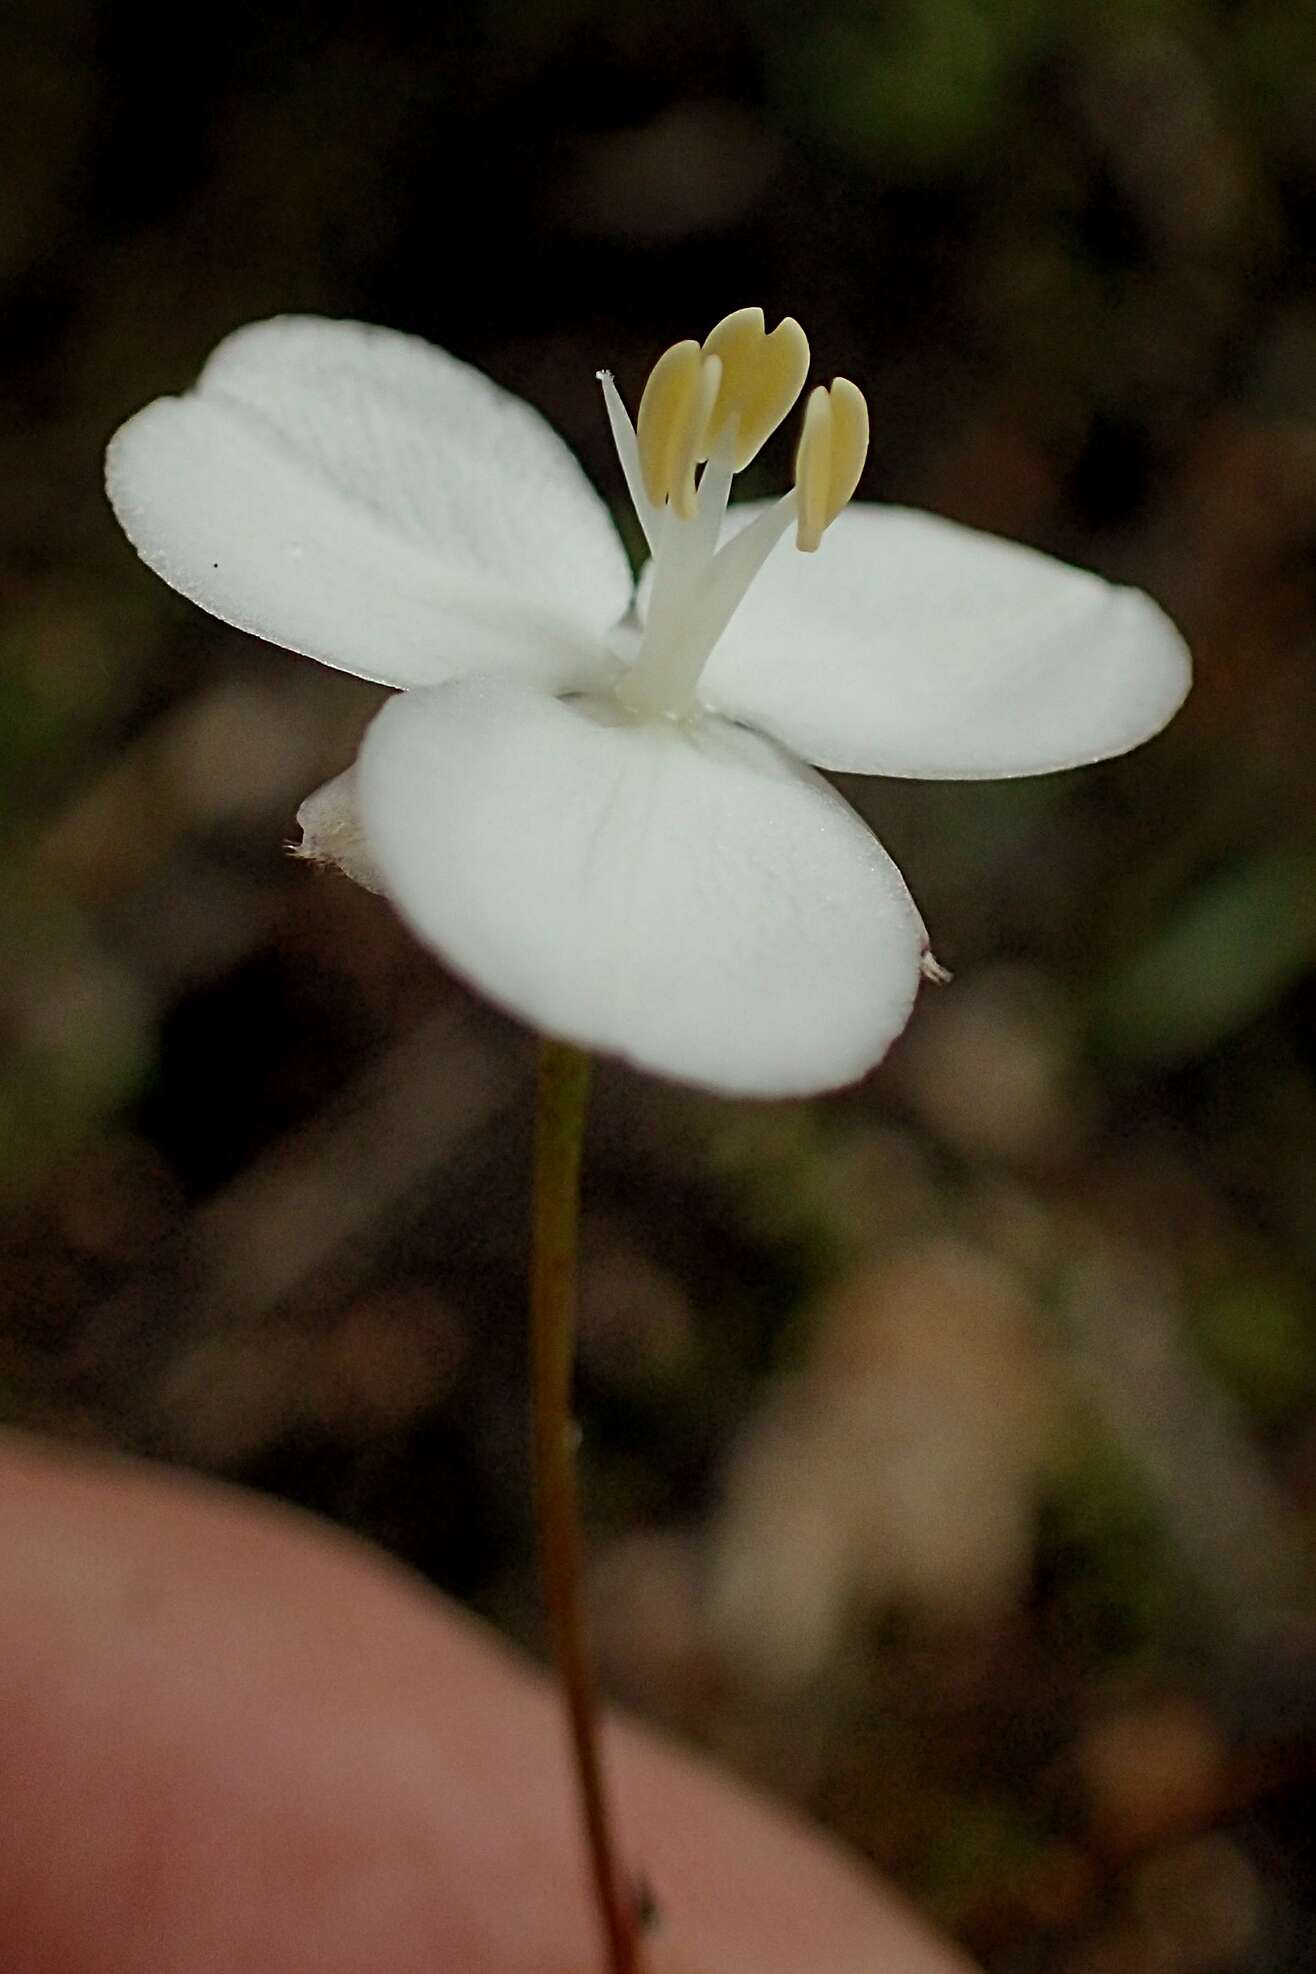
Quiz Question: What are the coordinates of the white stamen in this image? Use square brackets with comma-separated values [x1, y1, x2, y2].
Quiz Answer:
[605, 321, 866, 721]
[598, 371, 661, 554]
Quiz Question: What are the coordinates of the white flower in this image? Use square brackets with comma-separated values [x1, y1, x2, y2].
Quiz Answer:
[105, 312, 1189, 1097]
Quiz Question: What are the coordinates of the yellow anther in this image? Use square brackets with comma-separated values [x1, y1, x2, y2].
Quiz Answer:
[700, 307, 810, 471]
[636, 340, 723, 519]
[793, 377, 869, 552]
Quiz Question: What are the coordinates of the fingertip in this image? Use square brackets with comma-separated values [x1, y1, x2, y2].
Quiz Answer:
[0, 1433, 974, 1974]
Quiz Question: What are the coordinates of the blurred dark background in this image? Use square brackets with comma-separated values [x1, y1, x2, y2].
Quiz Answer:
[3, 2, 1315, 1967]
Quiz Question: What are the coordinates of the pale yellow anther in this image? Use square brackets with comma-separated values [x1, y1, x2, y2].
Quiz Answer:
[636, 340, 723, 520]
[700, 307, 811, 471]
[793, 377, 869, 552]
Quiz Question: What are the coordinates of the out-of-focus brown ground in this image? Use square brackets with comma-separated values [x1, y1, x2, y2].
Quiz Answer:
[2, 5, 1314, 1968]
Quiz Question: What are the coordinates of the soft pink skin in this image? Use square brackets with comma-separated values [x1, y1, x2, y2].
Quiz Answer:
[0, 1433, 976, 1974]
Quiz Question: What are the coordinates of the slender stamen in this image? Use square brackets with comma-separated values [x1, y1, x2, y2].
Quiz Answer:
[636, 343, 721, 519]
[794, 377, 869, 552]
[701, 307, 810, 471]
[619, 491, 798, 719]
[598, 371, 661, 554]
[617, 505, 705, 715]
[607, 314, 865, 720]
[649, 495, 800, 715]
[685, 426, 737, 564]
[619, 419, 739, 718]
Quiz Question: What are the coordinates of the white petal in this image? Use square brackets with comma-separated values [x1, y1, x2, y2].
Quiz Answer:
[106, 316, 631, 692]
[690, 504, 1191, 778]
[356, 679, 926, 1096]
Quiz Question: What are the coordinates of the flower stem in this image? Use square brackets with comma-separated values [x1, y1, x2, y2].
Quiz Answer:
[530, 1038, 645, 1974]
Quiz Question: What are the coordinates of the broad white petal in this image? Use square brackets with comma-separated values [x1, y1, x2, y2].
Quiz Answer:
[356, 679, 926, 1096]
[106, 316, 631, 692]
[689, 504, 1191, 778]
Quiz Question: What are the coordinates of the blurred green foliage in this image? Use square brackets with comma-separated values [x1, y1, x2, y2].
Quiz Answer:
[1191, 1274, 1316, 1426]
[1042, 1427, 1184, 1664]
[1093, 846, 1316, 1067]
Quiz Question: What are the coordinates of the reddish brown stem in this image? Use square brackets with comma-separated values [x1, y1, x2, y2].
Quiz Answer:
[530, 1039, 645, 1974]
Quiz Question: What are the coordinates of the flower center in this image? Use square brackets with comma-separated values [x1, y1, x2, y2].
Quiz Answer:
[598, 308, 869, 722]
